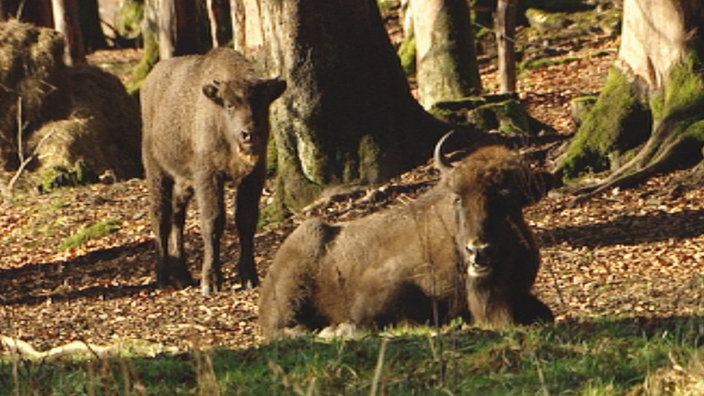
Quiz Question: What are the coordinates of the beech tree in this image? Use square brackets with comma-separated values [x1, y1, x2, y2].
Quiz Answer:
[233, 0, 482, 213]
[560, 0, 704, 194]
[51, 0, 85, 64]
[408, 0, 482, 108]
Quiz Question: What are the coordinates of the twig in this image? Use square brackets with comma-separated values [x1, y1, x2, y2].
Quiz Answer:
[2, 96, 57, 199]
[370, 337, 389, 396]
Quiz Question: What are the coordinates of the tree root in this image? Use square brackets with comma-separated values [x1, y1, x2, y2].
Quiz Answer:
[569, 116, 704, 205]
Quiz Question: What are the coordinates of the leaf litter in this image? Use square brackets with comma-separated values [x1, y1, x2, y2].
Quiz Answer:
[1, 32, 703, 356]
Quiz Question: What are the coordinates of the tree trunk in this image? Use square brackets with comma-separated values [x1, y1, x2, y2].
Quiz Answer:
[157, 0, 176, 59]
[78, 0, 107, 53]
[206, 0, 231, 48]
[559, 0, 704, 195]
[409, 0, 482, 108]
[51, 0, 85, 64]
[234, 0, 465, 213]
[1, 0, 53, 25]
[495, 0, 517, 93]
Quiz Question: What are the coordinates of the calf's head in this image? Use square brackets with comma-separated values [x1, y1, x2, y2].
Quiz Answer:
[202, 77, 286, 155]
[434, 132, 553, 279]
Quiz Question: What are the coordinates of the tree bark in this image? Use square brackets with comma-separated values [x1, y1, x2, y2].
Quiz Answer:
[78, 0, 107, 53]
[560, 0, 704, 196]
[206, 0, 231, 48]
[495, 0, 517, 93]
[234, 0, 463, 213]
[409, 0, 482, 108]
[1, 0, 53, 25]
[51, 0, 85, 64]
[157, 0, 176, 59]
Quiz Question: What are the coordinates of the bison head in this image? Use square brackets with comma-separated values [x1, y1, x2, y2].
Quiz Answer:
[202, 77, 286, 155]
[434, 131, 553, 280]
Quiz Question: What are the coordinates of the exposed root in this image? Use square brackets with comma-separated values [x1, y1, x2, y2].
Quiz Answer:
[571, 115, 704, 205]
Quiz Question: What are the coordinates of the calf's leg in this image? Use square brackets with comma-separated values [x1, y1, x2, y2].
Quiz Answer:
[146, 167, 173, 288]
[167, 182, 195, 287]
[196, 173, 226, 295]
[234, 161, 266, 289]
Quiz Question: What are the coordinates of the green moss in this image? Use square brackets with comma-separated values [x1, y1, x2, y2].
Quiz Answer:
[59, 218, 121, 251]
[649, 56, 704, 124]
[560, 68, 650, 179]
[115, 0, 143, 40]
[125, 29, 158, 95]
[40, 161, 99, 193]
[258, 203, 288, 229]
[397, 35, 416, 76]
[525, 8, 571, 32]
[467, 99, 531, 134]
[358, 134, 382, 184]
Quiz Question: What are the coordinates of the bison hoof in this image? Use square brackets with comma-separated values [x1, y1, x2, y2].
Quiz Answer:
[318, 322, 360, 339]
[234, 279, 258, 292]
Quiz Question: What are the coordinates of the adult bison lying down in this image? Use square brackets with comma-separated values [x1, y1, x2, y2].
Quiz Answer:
[141, 48, 286, 295]
[259, 132, 554, 339]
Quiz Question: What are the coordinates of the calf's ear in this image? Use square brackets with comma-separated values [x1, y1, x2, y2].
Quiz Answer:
[202, 80, 225, 106]
[257, 77, 287, 103]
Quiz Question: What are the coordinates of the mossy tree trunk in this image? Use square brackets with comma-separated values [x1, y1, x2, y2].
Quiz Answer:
[234, 0, 468, 213]
[409, 0, 482, 108]
[559, 0, 704, 195]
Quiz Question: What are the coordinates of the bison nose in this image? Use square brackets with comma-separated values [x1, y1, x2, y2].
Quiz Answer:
[241, 130, 254, 143]
[465, 243, 492, 273]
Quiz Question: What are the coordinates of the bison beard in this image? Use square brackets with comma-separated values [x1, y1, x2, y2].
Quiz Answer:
[259, 132, 553, 339]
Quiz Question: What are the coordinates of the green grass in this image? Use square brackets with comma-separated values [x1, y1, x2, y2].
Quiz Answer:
[2, 316, 703, 395]
[58, 218, 121, 251]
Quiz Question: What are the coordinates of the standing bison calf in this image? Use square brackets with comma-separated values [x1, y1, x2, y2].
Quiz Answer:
[259, 132, 553, 339]
[141, 48, 286, 295]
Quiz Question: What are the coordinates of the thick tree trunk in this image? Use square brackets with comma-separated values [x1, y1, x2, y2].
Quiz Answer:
[559, 0, 704, 195]
[51, 0, 85, 64]
[206, 0, 231, 47]
[495, 0, 517, 93]
[235, 0, 462, 213]
[409, 0, 482, 108]
[78, 0, 107, 53]
[1, 0, 53, 25]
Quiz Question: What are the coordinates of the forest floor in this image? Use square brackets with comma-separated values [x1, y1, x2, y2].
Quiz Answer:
[1, 9, 703, 355]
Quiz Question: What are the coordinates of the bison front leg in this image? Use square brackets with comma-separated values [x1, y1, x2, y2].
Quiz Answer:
[234, 161, 266, 289]
[196, 173, 226, 295]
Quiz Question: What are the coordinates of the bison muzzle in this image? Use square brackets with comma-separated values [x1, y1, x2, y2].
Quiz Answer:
[141, 47, 286, 295]
[259, 131, 553, 339]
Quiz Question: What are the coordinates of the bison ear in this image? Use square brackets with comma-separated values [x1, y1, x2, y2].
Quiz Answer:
[202, 80, 225, 106]
[522, 170, 556, 205]
[257, 77, 287, 103]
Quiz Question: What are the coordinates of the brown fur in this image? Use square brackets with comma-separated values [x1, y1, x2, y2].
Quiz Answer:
[259, 137, 553, 339]
[141, 47, 286, 295]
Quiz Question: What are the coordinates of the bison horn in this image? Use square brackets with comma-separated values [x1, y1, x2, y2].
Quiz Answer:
[434, 130, 455, 175]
